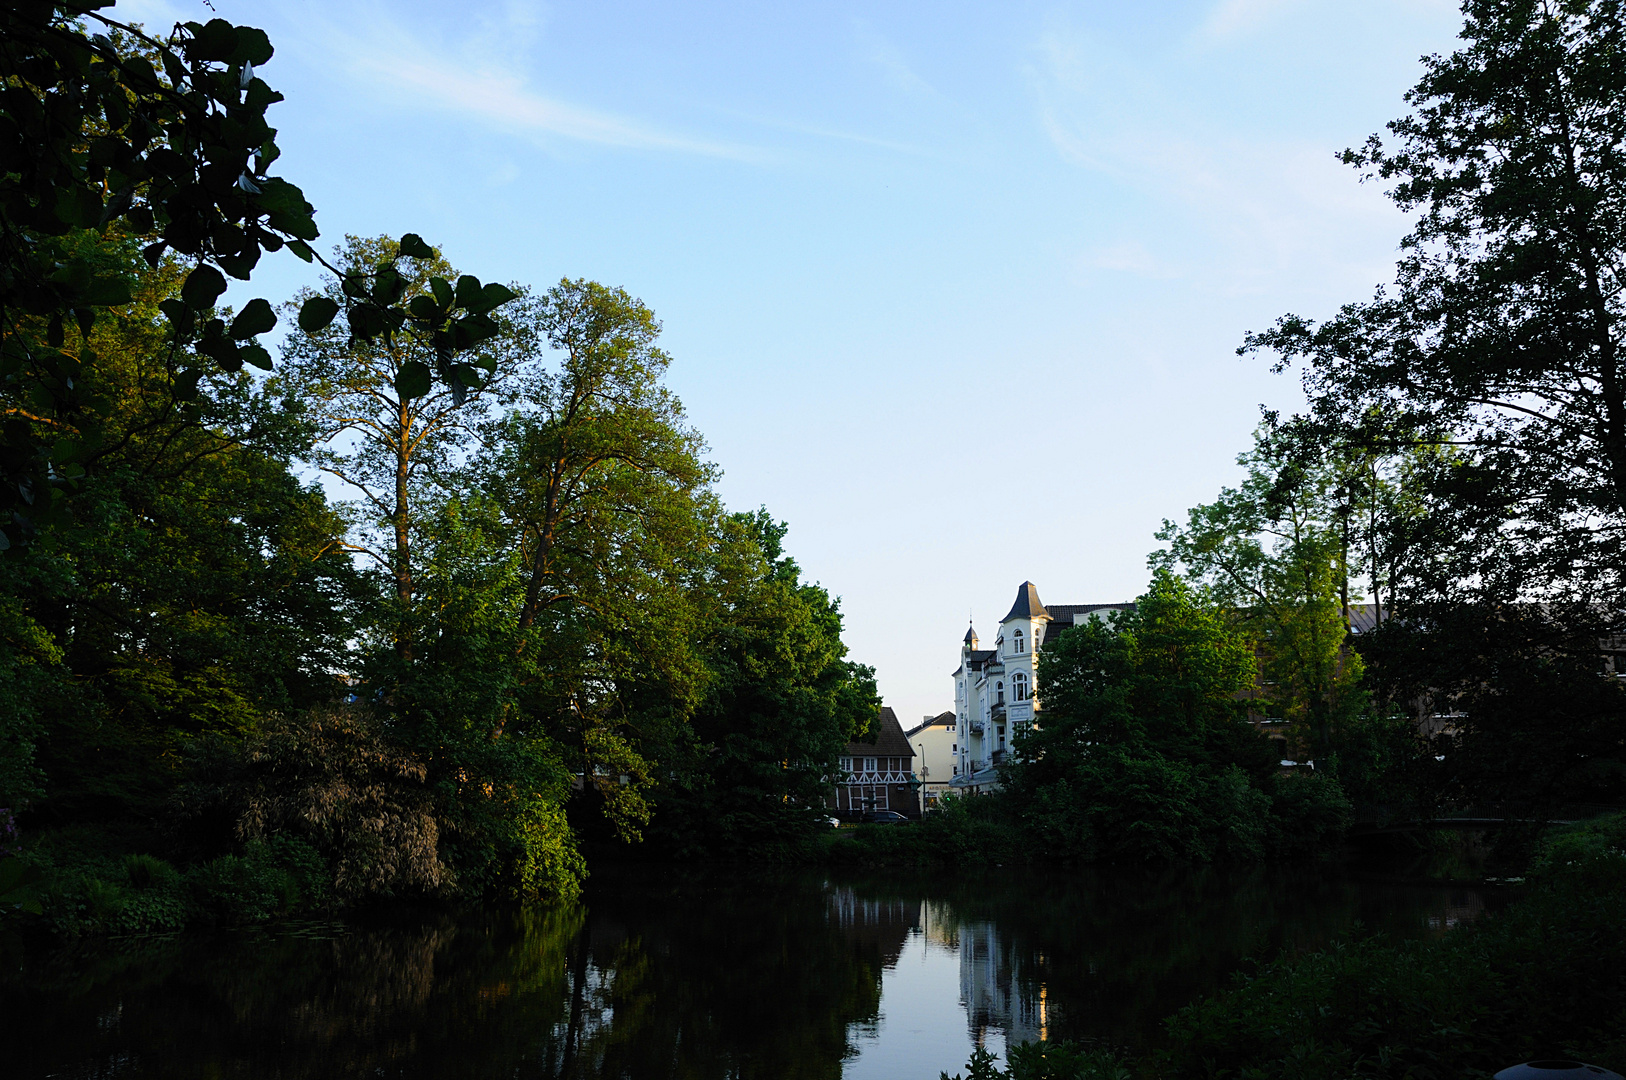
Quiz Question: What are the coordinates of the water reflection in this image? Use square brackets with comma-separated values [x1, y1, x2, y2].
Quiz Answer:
[2, 864, 1507, 1080]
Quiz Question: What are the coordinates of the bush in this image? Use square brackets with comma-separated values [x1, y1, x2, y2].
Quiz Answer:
[1266, 774, 1354, 857]
[941, 1043, 1130, 1080]
[1529, 810, 1626, 886]
[1151, 853, 1626, 1077]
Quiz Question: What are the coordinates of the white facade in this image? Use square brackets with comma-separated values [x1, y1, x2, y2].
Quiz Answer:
[903, 712, 957, 811]
[950, 582, 1132, 794]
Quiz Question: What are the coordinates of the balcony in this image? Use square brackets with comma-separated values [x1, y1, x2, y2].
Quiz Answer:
[969, 720, 986, 735]
[989, 701, 1007, 720]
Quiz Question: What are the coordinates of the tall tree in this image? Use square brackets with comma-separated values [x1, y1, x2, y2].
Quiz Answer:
[478, 279, 717, 843]
[652, 510, 880, 856]
[274, 236, 528, 659]
[1012, 572, 1280, 862]
[1242, 0, 1626, 812]
[0, 8, 513, 549]
[3, 231, 358, 825]
[1246, 0, 1626, 609]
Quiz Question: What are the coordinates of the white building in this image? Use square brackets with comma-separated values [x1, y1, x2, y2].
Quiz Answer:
[903, 711, 957, 812]
[951, 582, 1132, 794]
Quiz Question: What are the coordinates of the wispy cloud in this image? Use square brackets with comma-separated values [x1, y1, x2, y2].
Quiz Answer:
[289, 5, 765, 161]
[1030, 19, 1404, 297]
[1198, 0, 1302, 40]
[853, 19, 935, 98]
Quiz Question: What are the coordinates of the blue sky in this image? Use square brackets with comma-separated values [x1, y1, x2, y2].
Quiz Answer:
[125, 0, 1464, 726]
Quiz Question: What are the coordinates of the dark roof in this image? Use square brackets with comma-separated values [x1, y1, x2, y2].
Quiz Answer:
[1346, 604, 1389, 634]
[1040, 603, 1136, 646]
[845, 706, 915, 757]
[1003, 581, 1048, 622]
[904, 710, 956, 738]
[963, 624, 977, 644]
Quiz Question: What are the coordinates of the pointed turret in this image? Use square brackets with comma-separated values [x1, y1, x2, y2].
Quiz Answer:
[1003, 581, 1049, 623]
[963, 623, 978, 648]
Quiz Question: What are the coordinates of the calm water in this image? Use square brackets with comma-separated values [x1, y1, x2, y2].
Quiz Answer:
[4, 862, 1503, 1079]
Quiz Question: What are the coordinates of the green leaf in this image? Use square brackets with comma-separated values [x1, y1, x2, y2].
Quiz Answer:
[253, 177, 308, 215]
[81, 276, 132, 307]
[266, 211, 319, 242]
[468, 282, 518, 315]
[297, 296, 340, 332]
[454, 275, 482, 309]
[286, 239, 314, 263]
[230, 298, 276, 339]
[239, 343, 273, 370]
[430, 277, 455, 308]
[407, 294, 441, 321]
[53, 185, 102, 229]
[371, 266, 404, 304]
[395, 360, 432, 400]
[398, 233, 435, 259]
[181, 264, 228, 310]
[173, 368, 204, 401]
[159, 298, 195, 337]
[347, 303, 385, 341]
[231, 26, 275, 65]
[188, 19, 239, 62]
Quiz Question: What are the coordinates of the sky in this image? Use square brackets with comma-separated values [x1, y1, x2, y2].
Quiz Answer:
[121, 0, 1466, 728]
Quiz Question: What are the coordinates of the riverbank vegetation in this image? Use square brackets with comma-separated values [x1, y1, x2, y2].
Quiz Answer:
[7, 0, 1626, 953]
[940, 815, 1626, 1080]
[0, 7, 880, 930]
[0, 225, 880, 933]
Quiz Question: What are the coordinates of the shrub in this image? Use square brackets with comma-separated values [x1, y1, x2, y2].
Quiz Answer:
[1266, 773, 1354, 856]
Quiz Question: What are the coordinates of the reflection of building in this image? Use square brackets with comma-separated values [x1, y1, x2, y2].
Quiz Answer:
[957, 921, 1051, 1046]
[829, 707, 920, 819]
[826, 886, 921, 967]
[953, 583, 1133, 794]
[904, 712, 957, 812]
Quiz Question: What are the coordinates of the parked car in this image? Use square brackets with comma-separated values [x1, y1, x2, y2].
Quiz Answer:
[861, 810, 911, 825]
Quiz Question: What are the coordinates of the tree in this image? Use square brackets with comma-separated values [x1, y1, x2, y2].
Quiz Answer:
[1242, 0, 1626, 812]
[274, 236, 529, 658]
[1154, 422, 1371, 757]
[1010, 572, 1282, 862]
[0, 6, 514, 549]
[477, 279, 718, 843]
[2, 230, 359, 826]
[1245, 0, 1626, 611]
[652, 510, 880, 856]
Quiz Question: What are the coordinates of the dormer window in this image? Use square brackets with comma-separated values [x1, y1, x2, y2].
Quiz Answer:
[1013, 629, 1024, 654]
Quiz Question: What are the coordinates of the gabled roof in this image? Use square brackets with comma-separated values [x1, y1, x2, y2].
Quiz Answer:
[844, 706, 915, 757]
[1003, 581, 1048, 622]
[1040, 603, 1136, 646]
[904, 711, 956, 738]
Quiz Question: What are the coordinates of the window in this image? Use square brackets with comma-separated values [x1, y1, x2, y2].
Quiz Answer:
[995, 681, 1005, 705]
[1012, 672, 1029, 702]
[952, 743, 956, 752]
[864, 757, 877, 773]
[840, 757, 852, 773]
[1013, 629, 1024, 654]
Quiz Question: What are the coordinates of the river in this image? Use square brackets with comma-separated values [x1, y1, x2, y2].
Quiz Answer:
[4, 860, 1503, 1079]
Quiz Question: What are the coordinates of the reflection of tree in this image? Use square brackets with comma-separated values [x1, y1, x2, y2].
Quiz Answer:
[901, 864, 1504, 1051]
[542, 870, 886, 1079]
[7, 908, 582, 1078]
[2, 866, 1505, 1077]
